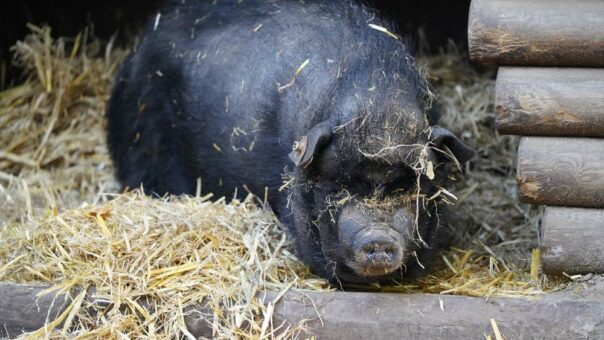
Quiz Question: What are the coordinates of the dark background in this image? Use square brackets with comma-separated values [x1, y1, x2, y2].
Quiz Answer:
[0, 0, 471, 89]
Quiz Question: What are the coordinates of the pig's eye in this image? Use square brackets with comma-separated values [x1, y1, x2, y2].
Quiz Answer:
[344, 177, 373, 196]
[383, 169, 417, 193]
[356, 180, 374, 196]
[388, 174, 438, 197]
[384, 177, 416, 194]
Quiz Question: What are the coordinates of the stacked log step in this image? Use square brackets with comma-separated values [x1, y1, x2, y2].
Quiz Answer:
[469, 0, 604, 275]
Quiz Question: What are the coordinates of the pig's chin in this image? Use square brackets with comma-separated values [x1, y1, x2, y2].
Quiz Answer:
[346, 258, 404, 278]
[333, 262, 404, 284]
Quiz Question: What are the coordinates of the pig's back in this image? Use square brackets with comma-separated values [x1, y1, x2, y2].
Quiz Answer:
[106, 0, 402, 199]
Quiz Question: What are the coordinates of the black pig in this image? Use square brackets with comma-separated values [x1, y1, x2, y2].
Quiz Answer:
[106, 0, 474, 284]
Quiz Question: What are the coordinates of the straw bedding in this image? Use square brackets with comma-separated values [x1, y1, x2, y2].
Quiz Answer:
[0, 27, 565, 338]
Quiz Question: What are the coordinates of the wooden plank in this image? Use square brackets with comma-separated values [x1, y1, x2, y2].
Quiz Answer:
[496, 67, 604, 137]
[469, 0, 604, 67]
[0, 284, 73, 338]
[541, 207, 604, 275]
[517, 137, 604, 208]
[2, 284, 604, 339]
[0, 284, 211, 339]
[271, 291, 604, 339]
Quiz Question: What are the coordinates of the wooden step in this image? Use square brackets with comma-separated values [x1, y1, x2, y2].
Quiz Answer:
[469, 0, 604, 67]
[3, 284, 604, 339]
[517, 137, 604, 208]
[542, 207, 604, 275]
[496, 67, 604, 137]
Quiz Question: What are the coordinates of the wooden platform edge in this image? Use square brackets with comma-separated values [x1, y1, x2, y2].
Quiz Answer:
[2, 283, 604, 339]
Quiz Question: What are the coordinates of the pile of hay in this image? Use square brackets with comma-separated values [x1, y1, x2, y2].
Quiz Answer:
[0, 27, 565, 337]
[0, 25, 122, 225]
[1, 192, 327, 338]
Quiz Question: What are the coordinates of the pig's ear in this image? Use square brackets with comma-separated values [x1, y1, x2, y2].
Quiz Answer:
[430, 126, 475, 163]
[289, 122, 333, 167]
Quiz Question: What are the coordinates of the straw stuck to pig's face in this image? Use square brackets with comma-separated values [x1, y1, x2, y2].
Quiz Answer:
[286, 110, 474, 284]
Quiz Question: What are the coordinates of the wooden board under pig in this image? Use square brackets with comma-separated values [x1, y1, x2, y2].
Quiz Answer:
[517, 137, 604, 208]
[541, 207, 604, 275]
[468, 0, 604, 67]
[495, 67, 604, 137]
[2, 283, 604, 339]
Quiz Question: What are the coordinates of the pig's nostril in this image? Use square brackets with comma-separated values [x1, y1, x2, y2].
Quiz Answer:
[362, 244, 378, 257]
[353, 238, 402, 276]
[350, 232, 404, 276]
[359, 241, 399, 263]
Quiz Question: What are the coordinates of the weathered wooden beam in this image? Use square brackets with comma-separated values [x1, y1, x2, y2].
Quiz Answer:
[517, 137, 604, 208]
[271, 291, 604, 339]
[542, 207, 604, 275]
[468, 0, 604, 67]
[2, 284, 604, 339]
[0, 284, 212, 339]
[496, 67, 604, 137]
[0, 284, 73, 338]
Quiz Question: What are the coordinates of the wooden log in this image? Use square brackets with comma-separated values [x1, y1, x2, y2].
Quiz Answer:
[0, 284, 213, 339]
[517, 137, 604, 208]
[468, 0, 604, 67]
[272, 291, 604, 339]
[0, 284, 73, 338]
[496, 67, 604, 137]
[541, 207, 604, 275]
[3, 284, 604, 339]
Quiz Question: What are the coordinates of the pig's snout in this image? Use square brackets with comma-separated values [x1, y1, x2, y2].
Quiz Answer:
[359, 237, 399, 264]
[353, 229, 403, 276]
[338, 204, 412, 278]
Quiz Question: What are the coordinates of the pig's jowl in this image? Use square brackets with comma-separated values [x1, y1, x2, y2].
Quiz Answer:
[106, 0, 474, 283]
